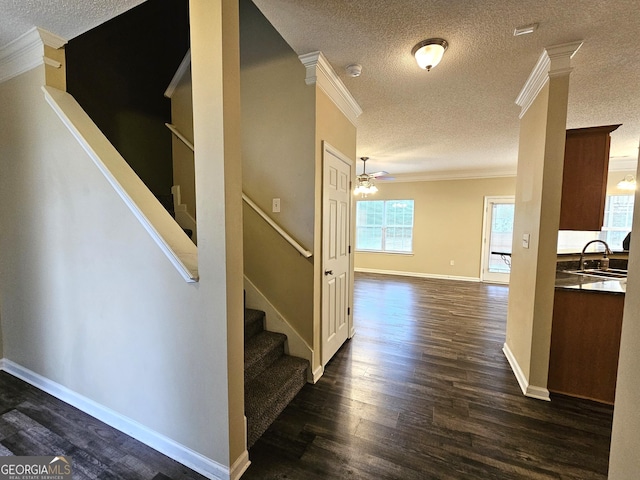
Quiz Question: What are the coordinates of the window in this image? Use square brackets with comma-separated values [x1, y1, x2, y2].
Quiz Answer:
[557, 194, 634, 252]
[601, 195, 634, 249]
[356, 200, 414, 253]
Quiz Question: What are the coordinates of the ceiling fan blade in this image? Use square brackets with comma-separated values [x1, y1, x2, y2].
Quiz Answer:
[369, 171, 389, 178]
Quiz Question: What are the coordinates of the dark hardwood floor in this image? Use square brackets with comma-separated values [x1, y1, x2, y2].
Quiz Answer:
[0, 273, 613, 479]
[244, 273, 613, 479]
[0, 371, 207, 479]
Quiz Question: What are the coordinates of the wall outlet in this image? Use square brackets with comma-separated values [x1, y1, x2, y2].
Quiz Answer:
[450, 260, 455, 266]
[272, 198, 281, 213]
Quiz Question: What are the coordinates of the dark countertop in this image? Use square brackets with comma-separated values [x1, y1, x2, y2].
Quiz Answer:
[555, 271, 626, 295]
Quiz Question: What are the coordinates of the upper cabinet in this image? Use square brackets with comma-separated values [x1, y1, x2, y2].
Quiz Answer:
[559, 124, 621, 231]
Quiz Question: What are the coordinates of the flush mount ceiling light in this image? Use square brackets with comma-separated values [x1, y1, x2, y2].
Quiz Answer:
[411, 38, 448, 71]
[617, 174, 637, 190]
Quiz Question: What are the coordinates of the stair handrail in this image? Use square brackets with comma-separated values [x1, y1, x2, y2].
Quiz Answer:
[164, 122, 311, 258]
[165, 123, 194, 152]
[242, 193, 313, 258]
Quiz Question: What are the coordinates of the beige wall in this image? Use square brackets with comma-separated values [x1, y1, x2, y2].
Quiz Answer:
[170, 66, 197, 220]
[240, 0, 316, 347]
[506, 73, 570, 394]
[0, 0, 245, 471]
[609, 162, 640, 478]
[354, 176, 516, 279]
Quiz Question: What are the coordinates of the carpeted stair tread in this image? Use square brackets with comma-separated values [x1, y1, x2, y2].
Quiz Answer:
[244, 331, 287, 383]
[245, 355, 309, 447]
[244, 308, 264, 341]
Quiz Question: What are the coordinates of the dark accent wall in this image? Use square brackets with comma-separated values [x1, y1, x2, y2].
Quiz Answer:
[66, 0, 190, 197]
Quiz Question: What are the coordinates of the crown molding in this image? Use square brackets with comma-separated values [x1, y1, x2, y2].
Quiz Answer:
[515, 41, 583, 119]
[165, 49, 191, 98]
[299, 51, 363, 126]
[0, 27, 67, 85]
[380, 167, 517, 183]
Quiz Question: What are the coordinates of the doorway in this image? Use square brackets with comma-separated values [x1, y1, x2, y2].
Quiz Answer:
[481, 196, 515, 284]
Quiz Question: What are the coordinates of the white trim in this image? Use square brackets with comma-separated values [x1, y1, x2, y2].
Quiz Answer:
[0, 359, 240, 480]
[515, 41, 582, 119]
[242, 193, 312, 258]
[0, 27, 67, 84]
[502, 343, 551, 401]
[42, 85, 199, 283]
[36, 27, 67, 49]
[229, 450, 250, 480]
[381, 169, 517, 183]
[355, 267, 480, 283]
[243, 276, 319, 383]
[43, 57, 62, 69]
[299, 51, 362, 126]
[311, 365, 324, 384]
[165, 49, 191, 98]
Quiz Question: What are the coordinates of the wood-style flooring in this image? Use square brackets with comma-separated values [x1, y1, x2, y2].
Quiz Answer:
[0, 371, 207, 479]
[244, 273, 613, 479]
[0, 273, 613, 479]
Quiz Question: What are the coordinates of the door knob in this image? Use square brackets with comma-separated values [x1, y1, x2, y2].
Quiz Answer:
[324, 270, 333, 276]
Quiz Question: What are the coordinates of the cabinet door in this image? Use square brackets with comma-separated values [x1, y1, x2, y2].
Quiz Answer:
[559, 125, 621, 231]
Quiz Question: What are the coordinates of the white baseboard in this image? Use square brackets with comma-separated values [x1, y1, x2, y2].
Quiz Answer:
[311, 365, 324, 384]
[0, 358, 248, 480]
[244, 275, 320, 383]
[355, 267, 480, 283]
[502, 343, 550, 401]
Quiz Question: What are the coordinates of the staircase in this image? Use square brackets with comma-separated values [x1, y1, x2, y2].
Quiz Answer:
[244, 308, 309, 448]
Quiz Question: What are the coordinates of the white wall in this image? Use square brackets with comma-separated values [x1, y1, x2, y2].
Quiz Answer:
[0, 42, 241, 480]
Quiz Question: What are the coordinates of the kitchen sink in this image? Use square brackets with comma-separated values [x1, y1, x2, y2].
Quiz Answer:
[567, 268, 627, 279]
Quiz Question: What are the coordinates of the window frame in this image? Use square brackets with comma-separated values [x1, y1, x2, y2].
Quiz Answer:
[355, 199, 415, 254]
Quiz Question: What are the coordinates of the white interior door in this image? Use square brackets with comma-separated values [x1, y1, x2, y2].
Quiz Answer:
[481, 196, 515, 284]
[322, 145, 351, 367]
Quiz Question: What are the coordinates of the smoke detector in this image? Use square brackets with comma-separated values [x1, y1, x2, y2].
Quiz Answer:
[346, 64, 362, 77]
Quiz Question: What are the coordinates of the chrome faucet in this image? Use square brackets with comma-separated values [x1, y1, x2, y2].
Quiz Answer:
[579, 239, 612, 271]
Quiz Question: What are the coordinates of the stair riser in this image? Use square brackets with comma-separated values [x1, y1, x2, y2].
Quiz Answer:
[244, 310, 265, 341]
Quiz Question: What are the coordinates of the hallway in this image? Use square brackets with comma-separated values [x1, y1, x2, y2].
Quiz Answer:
[243, 272, 613, 479]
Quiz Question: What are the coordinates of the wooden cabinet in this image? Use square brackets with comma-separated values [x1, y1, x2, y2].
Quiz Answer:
[548, 289, 624, 404]
[559, 124, 621, 231]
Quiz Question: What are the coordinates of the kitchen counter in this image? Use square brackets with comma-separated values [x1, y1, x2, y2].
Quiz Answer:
[555, 270, 626, 295]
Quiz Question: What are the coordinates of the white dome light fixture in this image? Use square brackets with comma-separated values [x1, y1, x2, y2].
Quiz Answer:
[412, 38, 448, 71]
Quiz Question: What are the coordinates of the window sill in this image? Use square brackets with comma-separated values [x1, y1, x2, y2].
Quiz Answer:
[355, 250, 414, 256]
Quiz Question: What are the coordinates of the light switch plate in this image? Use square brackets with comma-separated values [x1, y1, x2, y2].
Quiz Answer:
[272, 198, 281, 213]
[522, 233, 530, 249]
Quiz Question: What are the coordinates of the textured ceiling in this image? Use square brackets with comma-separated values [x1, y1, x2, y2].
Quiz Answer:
[0, 1, 145, 51]
[2, 1, 639, 178]
[252, 0, 640, 178]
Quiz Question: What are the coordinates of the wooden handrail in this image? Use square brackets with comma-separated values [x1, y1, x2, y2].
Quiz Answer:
[242, 194, 313, 258]
[165, 123, 194, 152]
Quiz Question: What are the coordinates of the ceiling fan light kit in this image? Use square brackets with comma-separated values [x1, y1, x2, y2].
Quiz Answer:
[354, 157, 389, 197]
[412, 38, 448, 71]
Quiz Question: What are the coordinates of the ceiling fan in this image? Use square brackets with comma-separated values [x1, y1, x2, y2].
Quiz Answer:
[354, 157, 392, 196]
